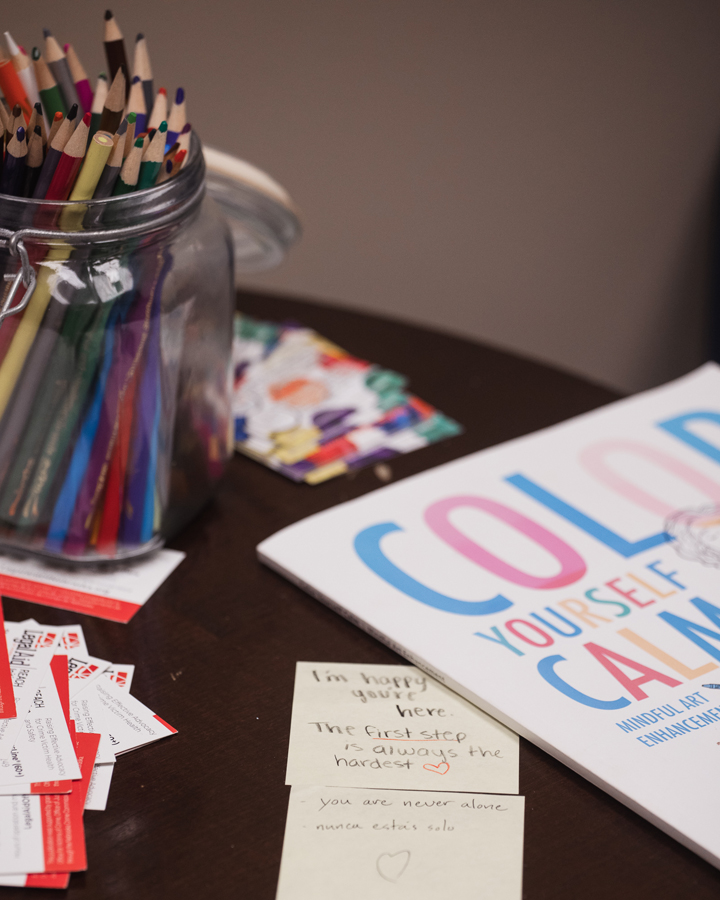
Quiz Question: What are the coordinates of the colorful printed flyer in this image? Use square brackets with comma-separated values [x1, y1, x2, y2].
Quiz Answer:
[276, 785, 524, 900]
[287, 662, 518, 793]
[0, 548, 185, 623]
[233, 314, 462, 484]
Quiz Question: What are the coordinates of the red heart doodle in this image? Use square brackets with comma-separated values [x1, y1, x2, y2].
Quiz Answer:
[423, 761, 450, 775]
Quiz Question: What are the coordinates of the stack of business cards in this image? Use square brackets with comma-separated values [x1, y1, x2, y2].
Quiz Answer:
[0, 604, 177, 889]
[277, 662, 525, 899]
[233, 314, 463, 484]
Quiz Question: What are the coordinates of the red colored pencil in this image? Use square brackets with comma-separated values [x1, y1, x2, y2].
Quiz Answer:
[44, 112, 90, 200]
[96, 372, 139, 554]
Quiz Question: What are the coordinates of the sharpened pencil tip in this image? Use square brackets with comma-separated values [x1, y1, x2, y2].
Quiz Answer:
[132, 75, 141, 84]
[31, 46, 40, 60]
[42, 28, 52, 38]
[136, 33, 144, 41]
[159, 120, 167, 133]
[105, 10, 113, 20]
[175, 87, 184, 104]
[12, 104, 20, 116]
[67, 103, 79, 121]
[34, 102, 42, 113]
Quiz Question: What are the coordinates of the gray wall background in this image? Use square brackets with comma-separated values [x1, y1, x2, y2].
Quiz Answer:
[11, 1, 720, 392]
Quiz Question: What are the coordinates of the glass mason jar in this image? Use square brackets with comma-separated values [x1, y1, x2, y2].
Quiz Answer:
[0, 135, 297, 565]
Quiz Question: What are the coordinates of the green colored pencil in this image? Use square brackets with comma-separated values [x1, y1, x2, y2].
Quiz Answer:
[88, 73, 108, 144]
[137, 120, 167, 189]
[32, 47, 66, 119]
[112, 136, 143, 195]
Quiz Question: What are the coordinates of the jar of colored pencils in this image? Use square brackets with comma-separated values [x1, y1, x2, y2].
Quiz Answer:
[0, 134, 235, 563]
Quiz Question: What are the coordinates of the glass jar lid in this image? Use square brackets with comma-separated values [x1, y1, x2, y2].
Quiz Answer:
[203, 147, 302, 274]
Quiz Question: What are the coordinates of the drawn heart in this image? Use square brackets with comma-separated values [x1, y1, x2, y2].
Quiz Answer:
[423, 761, 450, 775]
[377, 850, 411, 882]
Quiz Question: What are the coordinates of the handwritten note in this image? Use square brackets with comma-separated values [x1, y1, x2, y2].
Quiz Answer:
[276, 784, 524, 900]
[286, 662, 518, 793]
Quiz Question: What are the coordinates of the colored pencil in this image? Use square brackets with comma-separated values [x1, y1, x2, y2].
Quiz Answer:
[0, 47, 31, 122]
[176, 121, 191, 160]
[22, 125, 43, 197]
[4, 32, 42, 122]
[43, 30, 81, 116]
[46, 110, 64, 146]
[64, 253, 162, 553]
[32, 103, 47, 146]
[165, 87, 185, 146]
[33, 105, 78, 199]
[55, 131, 115, 237]
[162, 149, 187, 183]
[98, 67, 125, 134]
[25, 104, 39, 142]
[32, 47, 66, 119]
[103, 10, 129, 98]
[126, 75, 146, 133]
[147, 86, 166, 130]
[119, 251, 171, 546]
[45, 112, 91, 201]
[163, 141, 179, 164]
[14, 300, 113, 531]
[0, 126, 27, 196]
[113, 136, 143, 195]
[62, 43, 93, 118]
[133, 33, 154, 115]
[44, 301, 125, 551]
[8, 103, 23, 139]
[155, 156, 173, 185]
[88, 73, 107, 143]
[0, 300, 97, 521]
[122, 111, 136, 159]
[137, 120, 166, 188]
[96, 368, 138, 553]
[92, 132, 125, 199]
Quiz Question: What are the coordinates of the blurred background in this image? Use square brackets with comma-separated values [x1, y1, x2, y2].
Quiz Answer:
[8, 1, 720, 392]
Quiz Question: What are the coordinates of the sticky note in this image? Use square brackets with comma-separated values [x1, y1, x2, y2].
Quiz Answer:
[286, 663, 519, 793]
[276, 785, 524, 900]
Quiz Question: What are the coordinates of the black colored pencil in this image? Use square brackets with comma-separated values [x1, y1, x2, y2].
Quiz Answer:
[0, 126, 28, 196]
[103, 10, 130, 99]
[98, 67, 126, 134]
[23, 125, 44, 197]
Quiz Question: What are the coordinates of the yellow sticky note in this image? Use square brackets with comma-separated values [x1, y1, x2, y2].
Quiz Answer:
[285, 662, 519, 794]
[276, 784, 524, 900]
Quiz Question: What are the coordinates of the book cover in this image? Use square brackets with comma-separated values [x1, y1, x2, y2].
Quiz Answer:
[258, 363, 720, 868]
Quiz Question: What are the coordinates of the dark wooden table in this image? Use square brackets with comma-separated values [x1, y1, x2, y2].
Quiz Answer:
[2, 290, 720, 899]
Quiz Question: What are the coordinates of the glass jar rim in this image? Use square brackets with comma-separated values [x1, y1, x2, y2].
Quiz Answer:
[0, 132, 205, 235]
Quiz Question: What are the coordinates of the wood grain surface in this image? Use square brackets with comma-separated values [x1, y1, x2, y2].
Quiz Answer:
[1, 290, 718, 899]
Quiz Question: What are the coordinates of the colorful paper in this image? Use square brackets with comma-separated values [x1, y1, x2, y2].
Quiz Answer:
[233, 313, 462, 484]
